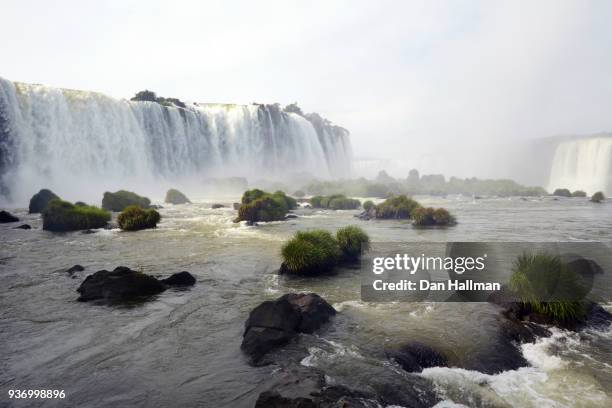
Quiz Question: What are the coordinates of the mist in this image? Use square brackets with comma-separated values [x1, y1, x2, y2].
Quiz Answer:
[1, 0, 611, 182]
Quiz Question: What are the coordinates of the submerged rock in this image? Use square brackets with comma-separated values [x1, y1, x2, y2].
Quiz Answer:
[14, 224, 31, 230]
[67, 264, 85, 275]
[285, 213, 298, 219]
[241, 293, 336, 364]
[161, 271, 196, 286]
[29, 189, 60, 213]
[385, 341, 448, 373]
[77, 267, 196, 303]
[211, 203, 225, 209]
[0, 210, 19, 223]
[77, 266, 166, 302]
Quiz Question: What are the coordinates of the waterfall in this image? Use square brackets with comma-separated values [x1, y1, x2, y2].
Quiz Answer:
[0, 78, 352, 205]
[548, 137, 612, 195]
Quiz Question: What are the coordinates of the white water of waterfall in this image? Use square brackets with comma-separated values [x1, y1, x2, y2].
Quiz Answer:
[0, 78, 352, 206]
[548, 137, 612, 196]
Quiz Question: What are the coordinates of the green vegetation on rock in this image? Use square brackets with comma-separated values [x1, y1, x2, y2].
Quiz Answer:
[375, 195, 421, 219]
[117, 205, 161, 231]
[591, 191, 605, 203]
[42, 199, 110, 231]
[281, 226, 370, 275]
[164, 188, 190, 204]
[29, 189, 60, 213]
[552, 188, 572, 197]
[336, 226, 370, 261]
[363, 200, 375, 212]
[509, 253, 587, 324]
[102, 190, 151, 212]
[571, 190, 587, 197]
[310, 194, 360, 210]
[235, 189, 297, 223]
[411, 207, 456, 226]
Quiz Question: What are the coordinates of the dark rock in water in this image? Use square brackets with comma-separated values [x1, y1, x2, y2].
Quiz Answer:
[460, 329, 529, 374]
[67, 265, 85, 275]
[149, 204, 163, 209]
[211, 203, 225, 209]
[29, 189, 60, 213]
[385, 341, 448, 373]
[498, 318, 551, 344]
[161, 271, 196, 286]
[233, 202, 240, 210]
[285, 213, 298, 219]
[14, 224, 31, 230]
[254, 367, 382, 408]
[281, 293, 336, 334]
[77, 266, 166, 302]
[164, 188, 190, 205]
[0, 210, 19, 223]
[583, 302, 612, 331]
[241, 293, 335, 364]
[81, 229, 97, 234]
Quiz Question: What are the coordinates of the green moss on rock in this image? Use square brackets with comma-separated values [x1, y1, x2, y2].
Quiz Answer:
[375, 195, 421, 219]
[164, 188, 190, 204]
[411, 207, 456, 226]
[310, 194, 360, 210]
[42, 199, 110, 231]
[102, 190, 151, 212]
[336, 225, 370, 261]
[117, 205, 161, 231]
[235, 189, 296, 223]
[591, 191, 605, 203]
[29, 189, 60, 213]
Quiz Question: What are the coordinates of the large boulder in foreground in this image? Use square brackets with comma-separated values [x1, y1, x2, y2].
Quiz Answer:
[102, 190, 151, 212]
[241, 293, 336, 364]
[164, 188, 190, 204]
[29, 189, 60, 213]
[77, 267, 195, 302]
[0, 210, 19, 223]
[385, 341, 448, 373]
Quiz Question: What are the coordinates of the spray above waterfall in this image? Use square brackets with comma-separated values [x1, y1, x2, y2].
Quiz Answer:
[0, 78, 352, 205]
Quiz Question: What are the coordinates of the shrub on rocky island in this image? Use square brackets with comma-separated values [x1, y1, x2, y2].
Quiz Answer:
[552, 188, 572, 197]
[235, 189, 297, 223]
[336, 225, 370, 261]
[164, 188, 190, 204]
[411, 207, 456, 227]
[508, 253, 588, 325]
[571, 190, 587, 197]
[363, 200, 375, 212]
[375, 195, 421, 219]
[591, 191, 605, 203]
[102, 190, 151, 211]
[310, 194, 361, 210]
[117, 205, 160, 231]
[281, 226, 370, 275]
[29, 188, 60, 213]
[42, 199, 110, 232]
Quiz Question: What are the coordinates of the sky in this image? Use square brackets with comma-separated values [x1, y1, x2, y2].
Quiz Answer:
[2, 0, 612, 178]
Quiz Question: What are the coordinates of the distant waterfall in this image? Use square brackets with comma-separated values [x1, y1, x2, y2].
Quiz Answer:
[0, 78, 352, 204]
[548, 137, 612, 195]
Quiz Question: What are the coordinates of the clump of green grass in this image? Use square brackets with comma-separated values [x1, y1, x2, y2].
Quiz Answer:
[235, 189, 296, 223]
[375, 195, 421, 219]
[42, 199, 110, 231]
[310, 194, 360, 210]
[509, 253, 587, 324]
[336, 226, 370, 261]
[281, 230, 341, 274]
[117, 205, 161, 231]
[410, 207, 456, 226]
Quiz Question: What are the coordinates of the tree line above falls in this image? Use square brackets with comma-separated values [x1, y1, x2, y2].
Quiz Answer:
[130, 92, 348, 135]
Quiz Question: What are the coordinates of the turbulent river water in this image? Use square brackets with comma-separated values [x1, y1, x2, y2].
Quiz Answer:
[1, 196, 611, 407]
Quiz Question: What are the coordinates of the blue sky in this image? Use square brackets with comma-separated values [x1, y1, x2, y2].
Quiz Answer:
[2, 0, 611, 177]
